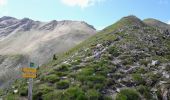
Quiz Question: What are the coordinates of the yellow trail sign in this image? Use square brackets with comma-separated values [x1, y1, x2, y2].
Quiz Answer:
[22, 73, 36, 78]
[22, 67, 37, 73]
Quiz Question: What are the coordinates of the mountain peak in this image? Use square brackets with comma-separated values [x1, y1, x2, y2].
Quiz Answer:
[119, 15, 145, 26]
[80, 21, 96, 30]
[0, 16, 17, 22]
[144, 18, 170, 31]
[21, 18, 33, 22]
[123, 15, 139, 19]
[102, 15, 145, 33]
[143, 18, 168, 25]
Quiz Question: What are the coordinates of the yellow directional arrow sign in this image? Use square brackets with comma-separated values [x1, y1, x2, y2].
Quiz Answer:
[22, 73, 36, 78]
[22, 67, 37, 73]
[22, 67, 37, 78]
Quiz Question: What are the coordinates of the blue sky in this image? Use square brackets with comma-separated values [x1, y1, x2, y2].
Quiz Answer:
[0, 0, 170, 30]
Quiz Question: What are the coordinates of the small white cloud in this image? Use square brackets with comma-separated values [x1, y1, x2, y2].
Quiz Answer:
[0, 0, 7, 7]
[61, 0, 104, 8]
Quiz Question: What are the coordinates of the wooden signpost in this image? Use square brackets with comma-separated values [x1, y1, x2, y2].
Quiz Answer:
[22, 62, 37, 100]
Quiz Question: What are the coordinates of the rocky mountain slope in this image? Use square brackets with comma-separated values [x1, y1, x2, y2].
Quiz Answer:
[0, 16, 96, 88]
[2, 15, 170, 100]
[144, 18, 170, 31]
[0, 55, 25, 88]
[0, 16, 96, 64]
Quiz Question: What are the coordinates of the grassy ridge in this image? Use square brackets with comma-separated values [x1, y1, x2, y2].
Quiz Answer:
[4, 16, 170, 100]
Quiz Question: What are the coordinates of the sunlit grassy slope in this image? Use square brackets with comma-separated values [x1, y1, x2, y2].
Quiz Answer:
[4, 15, 170, 100]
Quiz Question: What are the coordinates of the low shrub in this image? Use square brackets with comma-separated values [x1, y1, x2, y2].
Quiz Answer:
[0, 89, 3, 96]
[86, 89, 101, 100]
[132, 74, 145, 85]
[43, 74, 60, 83]
[19, 87, 28, 96]
[135, 67, 147, 74]
[56, 72, 68, 77]
[55, 64, 70, 72]
[66, 87, 87, 100]
[6, 94, 19, 100]
[115, 88, 140, 100]
[139, 59, 149, 66]
[42, 91, 69, 100]
[33, 84, 53, 100]
[137, 85, 152, 99]
[56, 80, 69, 89]
[108, 46, 120, 57]
[43, 87, 87, 100]
[87, 75, 105, 83]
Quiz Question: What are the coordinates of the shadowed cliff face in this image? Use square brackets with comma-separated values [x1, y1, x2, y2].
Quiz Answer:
[0, 16, 96, 88]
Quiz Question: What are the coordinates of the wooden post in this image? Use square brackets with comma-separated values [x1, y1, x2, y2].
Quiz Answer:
[28, 78, 33, 100]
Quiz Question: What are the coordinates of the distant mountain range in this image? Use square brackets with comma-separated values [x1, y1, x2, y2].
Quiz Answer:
[0, 16, 96, 88]
[0, 16, 96, 64]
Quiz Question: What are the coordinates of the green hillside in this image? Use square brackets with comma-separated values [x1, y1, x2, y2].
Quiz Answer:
[3, 16, 170, 100]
